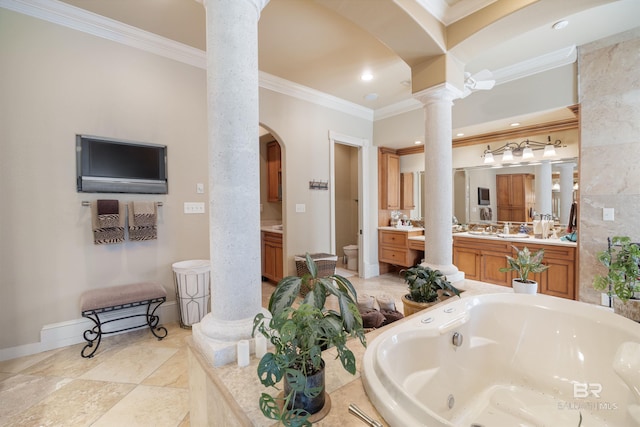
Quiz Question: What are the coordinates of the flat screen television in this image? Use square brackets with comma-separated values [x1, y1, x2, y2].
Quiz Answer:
[478, 187, 490, 206]
[76, 135, 168, 194]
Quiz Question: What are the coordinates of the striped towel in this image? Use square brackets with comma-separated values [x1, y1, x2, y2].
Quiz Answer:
[128, 201, 157, 241]
[91, 200, 125, 244]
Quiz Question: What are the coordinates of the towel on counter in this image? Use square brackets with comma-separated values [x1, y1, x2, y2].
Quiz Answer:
[128, 201, 157, 241]
[91, 200, 125, 244]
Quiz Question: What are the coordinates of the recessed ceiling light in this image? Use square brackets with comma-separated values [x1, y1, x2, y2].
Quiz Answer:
[361, 72, 373, 81]
[456, 133, 465, 137]
[363, 93, 378, 101]
[414, 140, 422, 145]
[510, 122, 520, 127]
[552, 20, 569, 30]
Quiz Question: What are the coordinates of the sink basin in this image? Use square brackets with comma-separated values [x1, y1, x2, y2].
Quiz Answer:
[272, 224, 283, 230]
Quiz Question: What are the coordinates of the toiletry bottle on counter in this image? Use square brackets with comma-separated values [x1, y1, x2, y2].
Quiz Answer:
[503, 222, 509, 235]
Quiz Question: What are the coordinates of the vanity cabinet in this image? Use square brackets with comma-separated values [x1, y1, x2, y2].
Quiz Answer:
[379, 228, 423, 267]
[400, 172, 415, 210]
[453, 236, 576, 299]
[267, 141, 282, 202]
[262, 231, 283, 283]
[380, 152, 400, 210]
[496, 173, 534, 222]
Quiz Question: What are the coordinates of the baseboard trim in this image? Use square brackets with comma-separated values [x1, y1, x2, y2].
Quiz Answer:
[0, 301, 179, 362]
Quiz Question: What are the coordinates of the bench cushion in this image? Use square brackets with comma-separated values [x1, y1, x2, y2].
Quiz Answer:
[80, 282, 167, 312]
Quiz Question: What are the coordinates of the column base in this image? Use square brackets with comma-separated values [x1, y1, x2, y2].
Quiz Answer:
[420, 262, 465, 283]
[192, 309, 269, 367]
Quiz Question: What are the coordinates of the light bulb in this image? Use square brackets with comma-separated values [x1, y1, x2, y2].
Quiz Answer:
[502, 149, 513, 162]
[484, 152, 494, 164]
[522, 146, 534, 159]
[543, 144, 556, 157]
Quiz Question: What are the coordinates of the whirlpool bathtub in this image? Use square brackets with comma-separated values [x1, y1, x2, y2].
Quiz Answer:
[362, 293, 640, 426]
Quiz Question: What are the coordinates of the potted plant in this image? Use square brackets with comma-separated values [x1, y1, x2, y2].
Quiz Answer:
[400, 265, 462, 317]
[252, 253, 366, 427]
[593, 236, 640, 321]
[499, 245, 549, 294]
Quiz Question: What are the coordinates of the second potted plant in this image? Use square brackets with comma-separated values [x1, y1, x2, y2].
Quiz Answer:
[499, 245, 549, 294]
[593, 236, 640, 321]
[400, 264, 462, 316]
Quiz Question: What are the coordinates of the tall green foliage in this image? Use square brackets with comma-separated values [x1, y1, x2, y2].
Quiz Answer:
[593, 236, 640, 302]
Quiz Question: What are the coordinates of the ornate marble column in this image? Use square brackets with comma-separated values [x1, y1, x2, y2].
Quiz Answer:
[192, 0, 270, 367]
[414, 84, 464, 283]
[535, 161, 553, 216]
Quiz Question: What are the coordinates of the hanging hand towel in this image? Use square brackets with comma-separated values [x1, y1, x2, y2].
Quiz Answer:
[91, 200, 125, 244]
[128, 201, 157, 241]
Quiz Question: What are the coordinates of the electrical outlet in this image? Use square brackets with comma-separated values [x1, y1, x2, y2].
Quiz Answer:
[184, 202, 205, 214]
[603, 207, 614, 221]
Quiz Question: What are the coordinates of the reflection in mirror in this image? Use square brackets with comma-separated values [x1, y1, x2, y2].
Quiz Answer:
[452, 158, 578, 226]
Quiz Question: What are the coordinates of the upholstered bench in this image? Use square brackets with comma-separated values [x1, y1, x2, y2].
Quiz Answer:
[80, 282, 168, 358]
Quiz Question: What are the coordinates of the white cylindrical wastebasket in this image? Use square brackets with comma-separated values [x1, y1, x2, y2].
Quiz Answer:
[172, 260, 211, 328]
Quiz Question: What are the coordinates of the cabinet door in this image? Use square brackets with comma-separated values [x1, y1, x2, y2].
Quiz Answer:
[267, 141, 281, 202]
[480, 252, 511, 287]
[454, 247, 480, 280]
[401, 172, 415, 210]
[496, 175, 511, 206]
[381, 153, 400, 210]
[539, 258, 575, 299]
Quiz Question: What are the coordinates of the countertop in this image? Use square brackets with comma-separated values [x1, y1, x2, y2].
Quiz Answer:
[260, 225, 283, 234]
[453, 231, 577, 247]
[378, 226, 424, 232]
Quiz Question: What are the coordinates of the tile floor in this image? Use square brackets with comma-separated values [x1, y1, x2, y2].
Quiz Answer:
[0, 267, 505, 426]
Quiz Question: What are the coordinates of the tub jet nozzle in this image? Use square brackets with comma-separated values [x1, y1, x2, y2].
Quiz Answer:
[452, 332, 463, 347]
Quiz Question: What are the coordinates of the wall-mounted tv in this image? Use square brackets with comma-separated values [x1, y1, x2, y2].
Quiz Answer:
[478, 187, 490, 206]
[76, 135, 168, 194]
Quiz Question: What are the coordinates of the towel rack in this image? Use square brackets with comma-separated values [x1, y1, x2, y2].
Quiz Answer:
[82, 201, 163, 207]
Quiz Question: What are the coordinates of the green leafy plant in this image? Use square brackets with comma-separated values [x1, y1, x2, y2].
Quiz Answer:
[252, 253, 366, 427]
[401, 264, 461, 303]
[499, 245, 549, 283]
[593, 236, 640, 302]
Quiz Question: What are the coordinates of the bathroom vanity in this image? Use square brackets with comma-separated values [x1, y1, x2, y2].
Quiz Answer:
[453, 232, 577, 299]
[378, 226, 424, 269]
[261, 225, 283, 283]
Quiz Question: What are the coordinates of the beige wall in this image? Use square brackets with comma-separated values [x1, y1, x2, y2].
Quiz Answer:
[0, 8, 375, 352]
[0, 9, 210, 349]
[577, 27, 640, 304]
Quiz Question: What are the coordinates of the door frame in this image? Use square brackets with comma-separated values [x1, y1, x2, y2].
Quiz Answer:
[329, 130, 369, 277]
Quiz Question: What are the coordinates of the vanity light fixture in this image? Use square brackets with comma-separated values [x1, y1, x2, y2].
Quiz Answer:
[482, 136, 564, 163]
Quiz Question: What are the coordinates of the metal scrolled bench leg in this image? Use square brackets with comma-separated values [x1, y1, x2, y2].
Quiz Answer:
[79, 283, 168, 358]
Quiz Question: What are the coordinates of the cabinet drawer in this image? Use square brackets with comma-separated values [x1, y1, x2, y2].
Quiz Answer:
[408, 239, 424, 251]
[380, 247, 411, 267]
[379, 230, 408, 248]
[262, 231, 282, 245]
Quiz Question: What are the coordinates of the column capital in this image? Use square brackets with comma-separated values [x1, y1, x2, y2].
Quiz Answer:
[413, 82, 463, 106]
[195, 0, 270, 16]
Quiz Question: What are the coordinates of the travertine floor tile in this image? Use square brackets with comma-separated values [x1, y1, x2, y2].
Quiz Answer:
[142, 347, 189, 388]
[3, 379, 134, 427]
[80, 345, 178, 384]
[0, 374, 72, 424]
[0, 348, 62, 374]
[91, 384, 189, 427]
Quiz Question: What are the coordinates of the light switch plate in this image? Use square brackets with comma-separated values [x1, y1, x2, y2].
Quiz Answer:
[603, 207, 614, 221]
[184, 202, 205, 214]
[295, 204, 306, 213]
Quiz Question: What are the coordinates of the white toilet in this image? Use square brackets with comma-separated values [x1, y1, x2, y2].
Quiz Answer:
[343, 244, 358, 271]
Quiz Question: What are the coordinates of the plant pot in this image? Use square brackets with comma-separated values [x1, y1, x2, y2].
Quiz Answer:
[612, 296, 640, 322]
[284, 361, 326, 415]
[512, 279, 538, 294]
[401, 294, 438, 317]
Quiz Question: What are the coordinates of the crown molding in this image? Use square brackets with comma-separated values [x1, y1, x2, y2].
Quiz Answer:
[492, 45, 577, 86]
[258, 72, 373, 121]
[0, 0, 207, 69]
[1, 0, 372, 121]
